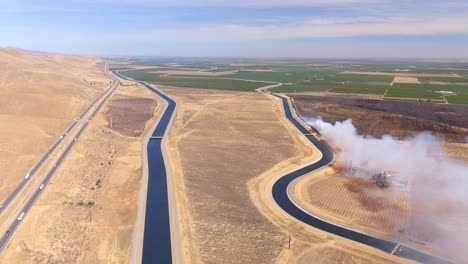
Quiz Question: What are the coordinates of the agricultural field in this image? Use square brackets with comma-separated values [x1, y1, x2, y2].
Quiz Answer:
[326, 73, 393, 84]
[270, 82, 337, 93]
[446, 94, 468, 104]
[122, 71, 269, 91]
[394, 83, 468, 93]
[419, 77, 468, 83]
[222, 71, 324, 83]
[385, 87, 443, 100]
[330, 84, 388, 95]
[151, 77, 269, 91]
[113, 59, 468, 104]
[272, 82, 389, 96]
[297, 169, 410, 235]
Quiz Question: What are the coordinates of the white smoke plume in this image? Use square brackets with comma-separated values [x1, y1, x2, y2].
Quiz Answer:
[304, 116, 468, 261]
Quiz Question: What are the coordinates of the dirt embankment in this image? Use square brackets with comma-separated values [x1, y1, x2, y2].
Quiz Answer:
[0, 86, 161, 263]
[290, 94, 468, 143]
[0, 48, 111, 200]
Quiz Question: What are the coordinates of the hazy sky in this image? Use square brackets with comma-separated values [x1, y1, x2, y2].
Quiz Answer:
[1, 0, 468, 58]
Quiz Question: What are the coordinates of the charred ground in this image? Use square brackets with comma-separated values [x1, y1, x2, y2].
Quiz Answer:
[290, 94, 468, 142]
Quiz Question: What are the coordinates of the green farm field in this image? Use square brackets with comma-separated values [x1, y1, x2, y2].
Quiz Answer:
[384, 87, 443, 100]
[270, 82, 337, 93]
[330, 84, 388, 95]
[445, 94, 468, 105]
[122, 70, 270, 91]
[394, 83, 468, 93]
[327, 73, 393, 84]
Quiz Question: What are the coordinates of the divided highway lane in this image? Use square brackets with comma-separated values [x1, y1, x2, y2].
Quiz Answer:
[0, 79, 117, 214]
[266, 91, 451, 264]
[0, 77, 119, 254]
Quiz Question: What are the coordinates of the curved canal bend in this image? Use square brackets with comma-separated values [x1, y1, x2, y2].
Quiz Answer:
[267, 91, 451, 264]
[114, 71, 175, 263]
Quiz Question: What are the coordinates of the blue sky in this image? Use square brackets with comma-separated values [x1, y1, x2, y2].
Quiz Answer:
[1, 0, 468, 58]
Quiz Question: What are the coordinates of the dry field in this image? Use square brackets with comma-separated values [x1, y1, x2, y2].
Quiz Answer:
[392, 77, 420, 84]
[164, 87, 411, 264]
[164, 87, 301, 264]
[341, 71, 462, 78]
[294, 167, 410, 236]
[0, 85, 162, 263]
[0, 48, 112, 200]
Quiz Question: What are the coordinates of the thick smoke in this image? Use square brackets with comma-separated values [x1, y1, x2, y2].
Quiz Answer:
[304, 116, 468, 260]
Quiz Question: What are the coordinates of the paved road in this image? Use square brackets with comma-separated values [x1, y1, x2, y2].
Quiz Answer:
[0, 75, 119, 254]
[265, 90, 451, 264]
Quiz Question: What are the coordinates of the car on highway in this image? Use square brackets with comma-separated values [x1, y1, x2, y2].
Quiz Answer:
[17, 212, 25, 221]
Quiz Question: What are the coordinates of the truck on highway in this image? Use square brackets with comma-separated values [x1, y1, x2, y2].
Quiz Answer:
[17, 212, 25, 221]
[39, 184, 45, 190]
[24, 173, 30, 179]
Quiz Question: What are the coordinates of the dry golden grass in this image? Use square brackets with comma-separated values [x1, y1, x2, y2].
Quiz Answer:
[164, 87, 303, 263]
[164, 87, 413, 264]
[392, 77, 420, 84]
[0, 85, 162, 264]
[0, 48, 111, 200]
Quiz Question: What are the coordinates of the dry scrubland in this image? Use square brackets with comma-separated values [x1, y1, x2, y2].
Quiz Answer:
[0, 48, 111, 200]
[164, 87, 409, 264]
[0, 85, 161, 263]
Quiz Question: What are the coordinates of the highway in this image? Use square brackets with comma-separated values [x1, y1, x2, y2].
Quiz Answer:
[0, 73, 119, 254]
[265, 90, 451, 264]
[0, 78, 116, 215]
